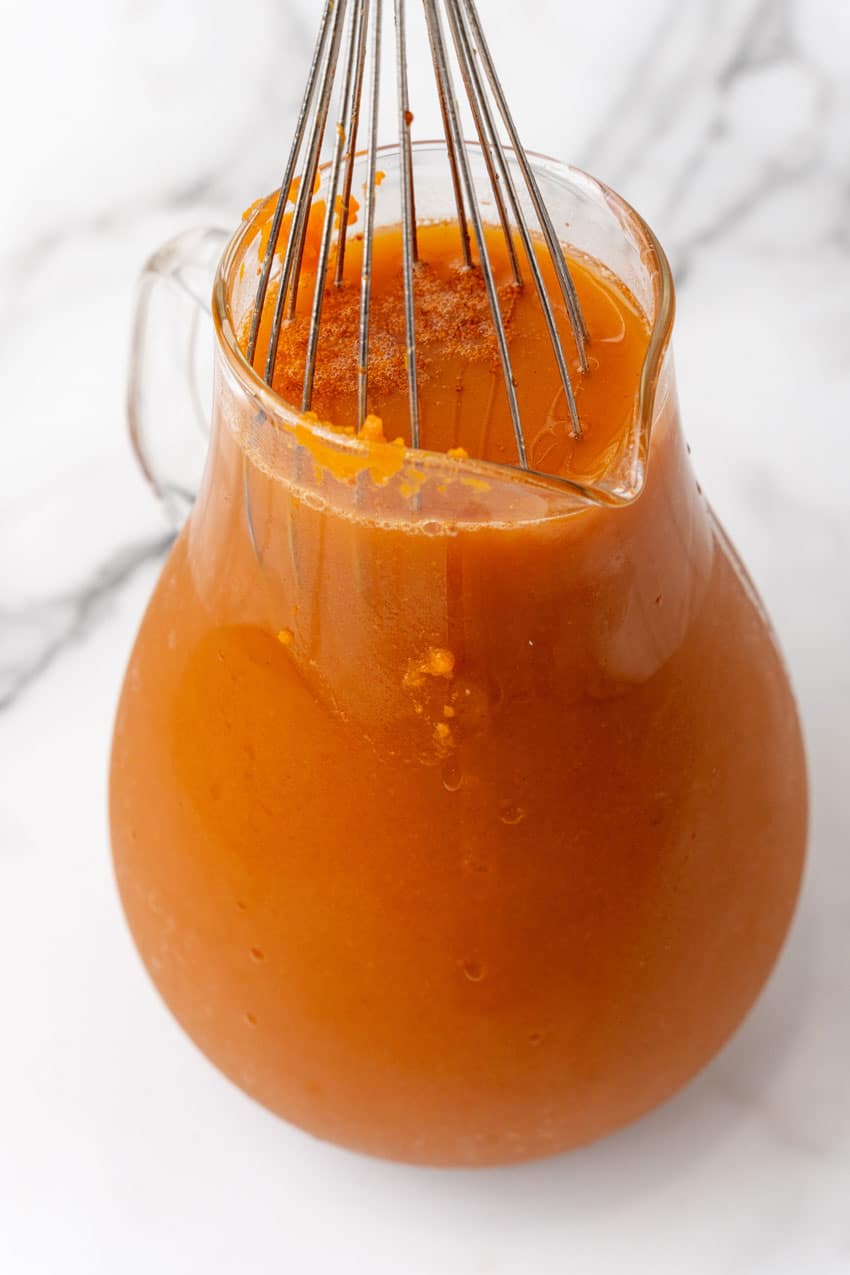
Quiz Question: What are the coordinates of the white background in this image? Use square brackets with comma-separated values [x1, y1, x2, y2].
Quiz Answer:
[1, 1, 849, 1271]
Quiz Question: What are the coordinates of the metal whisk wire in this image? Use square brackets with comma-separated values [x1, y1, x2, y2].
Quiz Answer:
[251, 0, 589, 469]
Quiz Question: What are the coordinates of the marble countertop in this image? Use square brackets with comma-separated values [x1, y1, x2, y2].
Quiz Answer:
[2, 1, 849, 1271]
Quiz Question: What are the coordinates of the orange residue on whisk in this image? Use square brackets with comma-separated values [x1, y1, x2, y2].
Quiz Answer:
[243, 172, 327, 271]
[334, 193, 361, 231]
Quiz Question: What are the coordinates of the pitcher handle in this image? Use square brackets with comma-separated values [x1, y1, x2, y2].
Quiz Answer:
[127, 226, 230, 527]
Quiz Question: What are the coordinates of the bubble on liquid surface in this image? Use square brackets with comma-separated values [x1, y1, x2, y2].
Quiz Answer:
[499, 802, 526, 826]
[249, 946, 265, 963]
[461, 959, 486, 982]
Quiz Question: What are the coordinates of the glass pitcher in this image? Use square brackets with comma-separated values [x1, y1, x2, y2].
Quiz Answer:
[110, 144, 807, 1168]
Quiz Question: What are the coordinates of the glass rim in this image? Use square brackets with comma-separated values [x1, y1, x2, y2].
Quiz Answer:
[211, 140, 675, 509]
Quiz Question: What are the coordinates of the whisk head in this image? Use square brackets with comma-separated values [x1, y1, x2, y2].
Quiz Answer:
[247, 0, 589, 470]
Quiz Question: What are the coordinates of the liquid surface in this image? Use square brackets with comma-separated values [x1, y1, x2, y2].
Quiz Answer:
[110, 206, 807, 1166]
[242, 201, 650, 484]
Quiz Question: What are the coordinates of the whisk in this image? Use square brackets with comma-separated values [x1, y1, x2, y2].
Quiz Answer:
[246, 0, 589, 470]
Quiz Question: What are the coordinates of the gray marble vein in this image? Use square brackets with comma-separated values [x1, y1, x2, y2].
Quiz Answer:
[0, 533, 171, 712]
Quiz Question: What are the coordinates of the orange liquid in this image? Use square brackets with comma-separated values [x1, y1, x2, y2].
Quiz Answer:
[248, 218, 650, 484]
[110, 212, 806, 1165]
